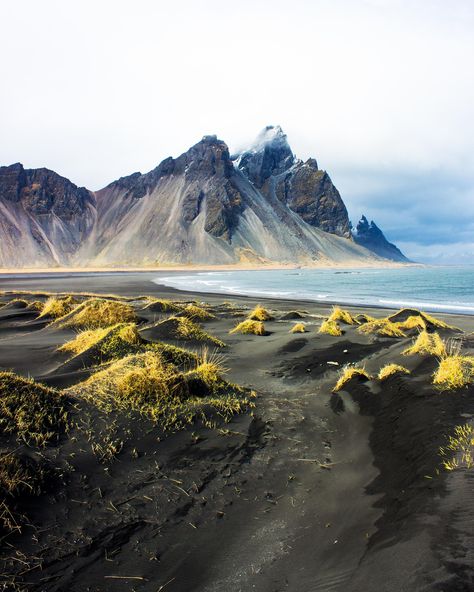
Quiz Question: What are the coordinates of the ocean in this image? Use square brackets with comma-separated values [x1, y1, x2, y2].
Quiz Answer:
[155, 266, 474, 315]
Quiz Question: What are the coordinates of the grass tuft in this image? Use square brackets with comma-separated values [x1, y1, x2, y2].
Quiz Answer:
[332, 366, 372, 392]
[433, 355, 474, 390]
[149, 316, 225, 346]
[395, 315, 427, 332]
[388, 308, 458, 331]
[378, 364, 411, 381]
[403, 330, 446, 357]
[290, 323, 307, 333]
[2, 299, 29, 309]
[150, 343, 199, 368]
[328, 306, 359, 325]
[142, 298, 184, 313]
[355, 313, 376, 324]
[68, 352, 188, 415]
[59, 323, 142, 360]
[0, 372, 68, 446]
[357, 319, 406, 338]
[230, 319, 266, 335]
[38, 295, 79, 320]
[68, 351, 250, 430]
[27, 300, 45, 312]
[318, 319, 342, 336]
[55, 298, 138, 329]
[179, 303, 215, 321]
[248, 305, 273, 321]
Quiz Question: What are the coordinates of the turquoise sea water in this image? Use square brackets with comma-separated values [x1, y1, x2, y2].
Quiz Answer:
[155, 266, 474, 315]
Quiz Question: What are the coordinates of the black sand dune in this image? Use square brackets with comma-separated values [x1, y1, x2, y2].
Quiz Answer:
[0, 272, 473, 591]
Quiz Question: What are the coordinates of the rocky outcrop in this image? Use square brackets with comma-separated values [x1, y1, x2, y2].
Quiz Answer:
[0, 129, 408, 268]
[234, 126, 351, 238]
[0, 163, 95, 267]
[236, 126, 295, 188]
[353, 216, 409, 262]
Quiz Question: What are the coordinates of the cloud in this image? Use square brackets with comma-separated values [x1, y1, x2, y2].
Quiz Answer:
[0, 0, 473, 263]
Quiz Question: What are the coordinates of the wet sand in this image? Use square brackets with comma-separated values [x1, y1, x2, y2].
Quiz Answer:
[0, 272, 473, 592]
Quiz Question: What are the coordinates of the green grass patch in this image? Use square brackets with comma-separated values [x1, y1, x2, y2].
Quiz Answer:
[148, 316, 225, 346]
[55, 298, 138, 329]
[38, 295, 80, 320]
[67, 351, 252, 431]
[142, 298, 184, 313]
[59, 323, 143, 361]
[179, 303, 215, 321]
[0, 372, 68, 446]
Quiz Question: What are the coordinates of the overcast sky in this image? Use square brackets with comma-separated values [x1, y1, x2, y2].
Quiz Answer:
[1, 0, 473, 262]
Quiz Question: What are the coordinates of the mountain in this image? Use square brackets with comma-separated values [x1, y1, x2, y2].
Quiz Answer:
[0, 163, 95, 267]
[0, 127, 408, 268]
[353, 215, 409, 262]
[234, 126, 351, 238]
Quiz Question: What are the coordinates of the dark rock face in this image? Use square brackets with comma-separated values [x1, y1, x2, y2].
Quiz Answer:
[0, 163, 96, 266]
[235, 127, 351, 238]
[237, 126, 295, 188]
[273, 160, 352, 237]
[0, 163, 27, 202]
[175, 136, 244, 239]
[353, 216, 409, 262]
[100, 135, 245, 240]
[0, 163, 93, 217]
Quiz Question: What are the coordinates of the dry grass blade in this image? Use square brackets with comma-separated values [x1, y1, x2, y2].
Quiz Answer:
[328, 306, 359, 325]
[332, 366, 372, 392]
[54, 298, 138, 329]
[440, 423, 474, 470]
[318, 319, 342, 336]
[433, 355, 474, 390]
[290, 323, 306, 333]
[38, 295, 79, 320]
[0, 372, 68, 446]
[357, 319, 406, 338]
[378, 364, 410, 381]
[248, 305, 273, 321]
[403, 330, 446, 357]
[230, 320, 266, 335]
[59, 323, 142, 360]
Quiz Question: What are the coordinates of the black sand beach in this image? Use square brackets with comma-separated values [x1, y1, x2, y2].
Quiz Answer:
[1, 272, 474, 592]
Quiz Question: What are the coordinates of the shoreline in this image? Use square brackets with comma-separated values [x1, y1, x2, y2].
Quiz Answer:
[0, 260, 419, 275]
[1, 269, 473, 321]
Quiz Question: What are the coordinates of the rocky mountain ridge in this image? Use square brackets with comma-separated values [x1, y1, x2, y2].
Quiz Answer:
[0, 127, 408, 267]
[353, 215, 409, 262]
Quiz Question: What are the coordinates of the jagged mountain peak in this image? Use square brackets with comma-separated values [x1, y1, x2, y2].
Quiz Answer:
[249, 125, 290, 152]
[353, 214, 409, 262]
[233, 125, 295, 188]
